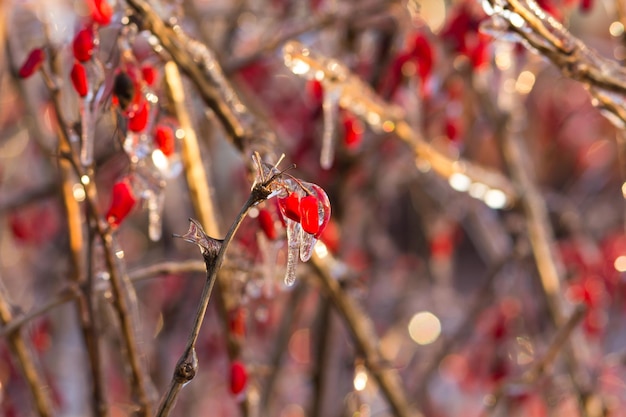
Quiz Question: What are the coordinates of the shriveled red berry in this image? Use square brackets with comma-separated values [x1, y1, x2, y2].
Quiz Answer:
[154, 125, 175, 156]
[278, 193, 301, 222]
[73, 29, 95, 62]
[113, 71, 136, 111]
[300, 195, 320, 235]
[141, 65, 157, 86]
[257, 208, 277, 240]
[89, 0, 113, 25]
[19, 48, 45, 78]
[128, 101, 149, 132]
[106, 180, 136, 226]
[70, 62, 89, 97]
[230, 361, 247, 395]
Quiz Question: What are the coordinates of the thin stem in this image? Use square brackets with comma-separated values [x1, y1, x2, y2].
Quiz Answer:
[484, 304, 587, 415]
[40, 62, 153, 416]
[310, 255, 419, 417]
[163, 58, 251, 416]
[259, 281, 307, 415]
[125, 0, 277, 158]
[58, 116, 108, 417]
[222, 0, 391, 74]
[0, 280, 54, 417]
[156, 190, 268, 417]
[411, 256, 510, 400]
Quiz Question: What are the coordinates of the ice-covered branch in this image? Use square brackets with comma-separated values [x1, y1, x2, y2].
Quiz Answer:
[125, 0, 279, 162]
[0, 279, 54, 417]
[482, 0, 626, 125]
[282, 41, 518, 208]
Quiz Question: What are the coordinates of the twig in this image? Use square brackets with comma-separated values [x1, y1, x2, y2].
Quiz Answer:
[57, 114, 108, 417]
[163, 61, 222, 237]
[465, 66, 594, 416]
[0, 182, 58, 213]
[0, 279, 54, 417]
[411, 256, 510, 400]
[483, 303, 588, 414]
[156, 181, 274, 417]
[125, 0, 279, 161]
[309, 293, 332, 417]
[0, 286, 79, 338]
[486, 0, 626, 124]
[129, 260, 206, 282]
[281, 41, 518, 206]
[259, 281, 307, 415]
[309, 255, 420, 417]
[163, 59, 252, 416]
[38, 62, 153, 416]
[222, 0, 392, 74]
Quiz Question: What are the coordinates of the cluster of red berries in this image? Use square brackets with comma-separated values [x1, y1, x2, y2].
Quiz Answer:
[255, 181, 331, 247]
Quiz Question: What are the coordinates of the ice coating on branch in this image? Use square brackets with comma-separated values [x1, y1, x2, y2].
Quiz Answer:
[147, 190, 165, 241]
[77, 61, 104, 166]
[321, 85, 341, 169]
[251, 153, 332, 286]
[176, 218, 223, 259]
[282, 41, 403, 167]
[80, 99, 95, 166]
[285, 219, 301, 286]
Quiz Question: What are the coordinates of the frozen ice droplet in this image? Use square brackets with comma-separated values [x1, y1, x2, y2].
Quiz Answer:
[320, 85, 342, 169]
[284, 219, 301, 287]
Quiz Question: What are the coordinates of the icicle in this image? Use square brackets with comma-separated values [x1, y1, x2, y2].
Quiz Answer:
[80, 99, 95, 166]
[284, 219, 301, 287]
[78, 63, 98, 167]
[76, 48, 105, 167]
[148, 189, 165, 241]
[320, 85, 341, 169]
[299, 231, 317, 262]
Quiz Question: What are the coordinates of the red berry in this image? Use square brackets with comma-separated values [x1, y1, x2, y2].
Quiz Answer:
[229, 308, 246, 338]
[445, 118, 459, 142]
[300, 195, 319, 235]
[310, 184, 331, 238]
[319, 218, 339, 253]
[580, 0, 593, 12]
[470, 36, 491, 70]
[73, 29, 95, 62]
[154, 125, 175, 156]
[307, 79, 323, 104]
[230, 361, 247, 395]
[343, 114, 364, 149]
[410, 33, 434, 81]
[89, 0, 113, 25]
[278, 193, 301, 222]
[141, 65, 157, 86]
[106, 180, 136, 226]
[18, 48, 45, 78]
[128, 101, 149, 132]
[70, 62, 89, 97]
[257, 208, 277, 240]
